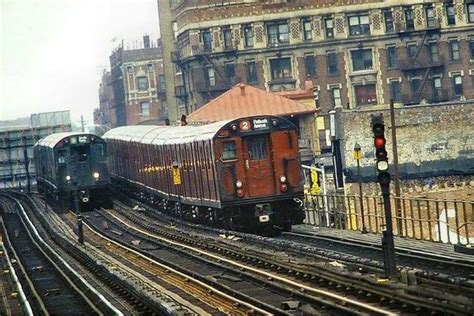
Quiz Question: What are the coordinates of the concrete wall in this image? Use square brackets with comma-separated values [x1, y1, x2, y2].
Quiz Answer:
[340, 101, 474, 182]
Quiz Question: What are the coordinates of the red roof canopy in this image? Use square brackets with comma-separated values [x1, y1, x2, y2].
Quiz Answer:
[187, 83, 317, 123]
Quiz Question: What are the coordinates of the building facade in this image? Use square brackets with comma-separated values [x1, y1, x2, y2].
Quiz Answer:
[159, 0, 474, 143]
[95, 36, 167, 127]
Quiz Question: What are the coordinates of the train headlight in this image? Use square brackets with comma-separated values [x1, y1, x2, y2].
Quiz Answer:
[235, 180, 243, 188]
[93, 172, 100, 180]
[65, 175, 71, 181]
[280, 175, 287, 183]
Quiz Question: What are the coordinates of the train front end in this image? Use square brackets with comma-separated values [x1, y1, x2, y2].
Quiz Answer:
[214, 116, 305, 233]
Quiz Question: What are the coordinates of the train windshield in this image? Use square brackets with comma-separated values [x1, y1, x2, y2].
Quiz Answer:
[245, 135, 268, 160]
[70, 145, 89, 162]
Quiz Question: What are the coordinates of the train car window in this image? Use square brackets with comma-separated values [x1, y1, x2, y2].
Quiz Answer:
[70, 146, 89, 162]
[222, 141, 237, 161]
[58, 150, 67, 164]
[246, 136, 268, 160]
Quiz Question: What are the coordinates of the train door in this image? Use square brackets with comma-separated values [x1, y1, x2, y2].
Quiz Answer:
[69, 144, 91, 186]
[242, 134, 275, 197]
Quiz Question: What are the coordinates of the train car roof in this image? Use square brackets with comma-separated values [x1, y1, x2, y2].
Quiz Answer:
[35, 132, 103, 148]
[103, 116, 294, 145]
[103, 119, 238, 145]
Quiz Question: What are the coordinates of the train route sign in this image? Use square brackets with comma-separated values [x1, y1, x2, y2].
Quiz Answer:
[172, 167, 181, 185]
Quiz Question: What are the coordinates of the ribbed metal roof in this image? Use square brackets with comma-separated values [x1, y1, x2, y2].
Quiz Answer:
[35, 132, 101, 148]
[187, 83, 317, 123]
[103, 119, 235, 145]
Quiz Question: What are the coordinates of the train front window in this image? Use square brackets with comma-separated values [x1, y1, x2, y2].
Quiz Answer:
[222, 141, 237, 161]
[246, 136, 268, 160]
[70, 146, 89, 162]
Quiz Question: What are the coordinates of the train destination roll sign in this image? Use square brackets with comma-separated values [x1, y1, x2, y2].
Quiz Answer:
[253, 118, 269, 130]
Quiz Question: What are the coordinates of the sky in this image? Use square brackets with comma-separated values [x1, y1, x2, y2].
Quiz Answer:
[0, 0, 160, 126]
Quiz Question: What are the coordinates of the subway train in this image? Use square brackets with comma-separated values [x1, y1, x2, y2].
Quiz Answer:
[103, 115, 305, 234]
[34, 132, 111, 211]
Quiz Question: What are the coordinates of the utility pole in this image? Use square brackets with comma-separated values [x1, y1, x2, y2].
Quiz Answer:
[22, 137, 31, 194]
[389, 99, 403, 235]
[81, 115, 85, 132]
[372, 114, 397, 279]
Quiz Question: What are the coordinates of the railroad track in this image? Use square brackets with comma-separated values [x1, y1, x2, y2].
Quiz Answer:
[109, 195, 474, 315]
[18, 191, 206, 315]
[0, 193, 122, 315]
[94, 201, 432, 314]
[75, 215, 267, 315]
[0, 235, 30, 316]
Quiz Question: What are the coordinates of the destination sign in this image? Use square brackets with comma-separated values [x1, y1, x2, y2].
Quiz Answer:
[252, 118, 269, 130]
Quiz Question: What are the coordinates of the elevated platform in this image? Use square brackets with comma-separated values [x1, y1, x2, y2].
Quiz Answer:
[292, 224, 474, 263]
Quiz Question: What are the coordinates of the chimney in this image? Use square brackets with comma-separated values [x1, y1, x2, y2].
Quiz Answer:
[143, 35, 150, 48]
[239, 83, 245, 96]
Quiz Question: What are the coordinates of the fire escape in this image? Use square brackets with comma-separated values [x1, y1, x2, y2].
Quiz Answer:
[397, 11, 446, 105]
[191, 39, 237, 101]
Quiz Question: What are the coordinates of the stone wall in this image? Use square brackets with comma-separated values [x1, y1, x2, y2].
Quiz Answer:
[339, 101, 474, 182]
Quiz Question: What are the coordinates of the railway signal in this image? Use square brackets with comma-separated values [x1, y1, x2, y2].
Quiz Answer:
[371, 114, 397, 279]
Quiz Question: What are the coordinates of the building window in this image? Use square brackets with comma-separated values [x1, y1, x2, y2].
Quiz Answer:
[468, 4, 474, 23]
[327, 51, 338, 75]
[225, 63, 236, 85]
[425, 6, 436, 28]
[325, 17, 334, 39]
[202, 30, 212, 51]
[449, 40, 460, 61]
[355, 84, 377, 106]
[140, 102, 150, 117]
[331, 87, 342, 107]
[387, 46, 398, 68]
[405, 7, 415, 30]
[453, 75, 463, 95]
[469, 37, 474, 59]
[305, 55, 316, 77]
[270, 58, 292, 80]
[384, 10, 394, 33]
[410, 77, 421, 93]
[302, 18, 312, 40]
[429, 42, 439, 62]
[390, 80, 401, 102]
[407, 44, 417, 60]
[223, 27, 232, 49]
[348, 15, 370, 36]
[267, 22, 289, 46]
[243, 25, 253, 48]
[159, 75, 166, 91]
[446, 5, 456, 25]
[137, 77, 148, 91]
[351, 49, 373, 71]
[207, 68, 216, 86]
[432, 77, 443, 100]
[246, 61, 258, 83]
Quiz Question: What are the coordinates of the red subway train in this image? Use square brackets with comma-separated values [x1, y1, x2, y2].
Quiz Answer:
[103, 115, 304, 234]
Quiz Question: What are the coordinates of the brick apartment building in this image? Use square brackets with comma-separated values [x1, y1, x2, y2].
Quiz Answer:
[158, 0, 474, 152]
[94, 36, 167, 127]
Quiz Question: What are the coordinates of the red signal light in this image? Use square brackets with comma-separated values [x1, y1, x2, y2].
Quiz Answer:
[374, 136, 386, 148]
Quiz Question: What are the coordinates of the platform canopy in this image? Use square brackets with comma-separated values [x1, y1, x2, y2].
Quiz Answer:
[187, 83, 317, 123]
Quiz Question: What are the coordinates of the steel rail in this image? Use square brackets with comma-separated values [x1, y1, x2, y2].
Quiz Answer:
[103, 208, 396, 316]
[5, 194, 124, 316]
[1, 233, 35, 316]
[83, 220, 273, 316]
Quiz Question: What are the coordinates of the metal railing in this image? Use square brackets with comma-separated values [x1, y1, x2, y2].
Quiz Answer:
[304, 193, 473, 245]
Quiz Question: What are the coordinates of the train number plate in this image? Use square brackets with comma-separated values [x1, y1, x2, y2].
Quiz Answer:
[259, 215, 270, 223]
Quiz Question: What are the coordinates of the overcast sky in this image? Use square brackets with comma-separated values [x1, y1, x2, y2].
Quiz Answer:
[0, 0, 159, 126]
